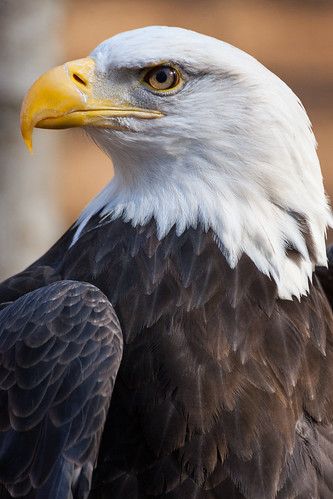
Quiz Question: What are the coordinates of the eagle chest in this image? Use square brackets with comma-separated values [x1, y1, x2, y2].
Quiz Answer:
[45, 219, 333, 496]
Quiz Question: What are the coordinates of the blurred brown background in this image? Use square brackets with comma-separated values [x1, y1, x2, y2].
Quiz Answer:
[0, 0, 332, 279]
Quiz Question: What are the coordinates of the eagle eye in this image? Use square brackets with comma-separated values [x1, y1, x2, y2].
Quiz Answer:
[143, 65, 181, 92]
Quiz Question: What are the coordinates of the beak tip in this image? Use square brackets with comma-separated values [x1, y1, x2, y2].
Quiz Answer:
[21, 128, 33, 153]
[20, 107, 33, 152]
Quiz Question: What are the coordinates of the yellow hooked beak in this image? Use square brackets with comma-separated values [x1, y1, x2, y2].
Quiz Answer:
[20, 57, 163, 152]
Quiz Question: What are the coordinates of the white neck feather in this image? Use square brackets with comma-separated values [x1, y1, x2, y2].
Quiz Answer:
[73, 128, 331, 301]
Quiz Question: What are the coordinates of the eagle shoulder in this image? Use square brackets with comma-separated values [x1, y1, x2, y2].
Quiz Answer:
[0, 279, 122, 498]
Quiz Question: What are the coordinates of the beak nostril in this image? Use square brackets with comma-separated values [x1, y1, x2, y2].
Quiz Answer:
[72, 73, 87, 86]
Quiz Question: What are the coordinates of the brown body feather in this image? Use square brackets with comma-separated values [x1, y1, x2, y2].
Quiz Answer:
[0, 219, 333, 498]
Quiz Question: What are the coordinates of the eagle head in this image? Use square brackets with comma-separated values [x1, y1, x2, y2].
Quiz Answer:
[20, 26, 332, 299]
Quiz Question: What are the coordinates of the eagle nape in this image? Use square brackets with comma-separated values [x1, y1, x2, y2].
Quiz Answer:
[1, 25, 333, 499]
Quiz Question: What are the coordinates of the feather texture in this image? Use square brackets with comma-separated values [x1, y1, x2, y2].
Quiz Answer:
[0, 279, 122, 498]
[12, 216, 331, 499]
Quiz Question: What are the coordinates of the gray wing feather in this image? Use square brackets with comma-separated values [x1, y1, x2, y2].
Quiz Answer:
[0, 280, 123, 498]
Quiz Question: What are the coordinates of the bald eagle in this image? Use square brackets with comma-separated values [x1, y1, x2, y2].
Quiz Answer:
[1, 26, 333, 499]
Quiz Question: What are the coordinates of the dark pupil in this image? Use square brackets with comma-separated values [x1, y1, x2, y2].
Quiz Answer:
[155, 69, 169, 84]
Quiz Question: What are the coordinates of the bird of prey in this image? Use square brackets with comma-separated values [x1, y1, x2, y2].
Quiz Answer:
[1, 26, 333, 499]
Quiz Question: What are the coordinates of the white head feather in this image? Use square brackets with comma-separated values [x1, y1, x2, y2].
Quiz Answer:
[73, 26, 332, 300]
